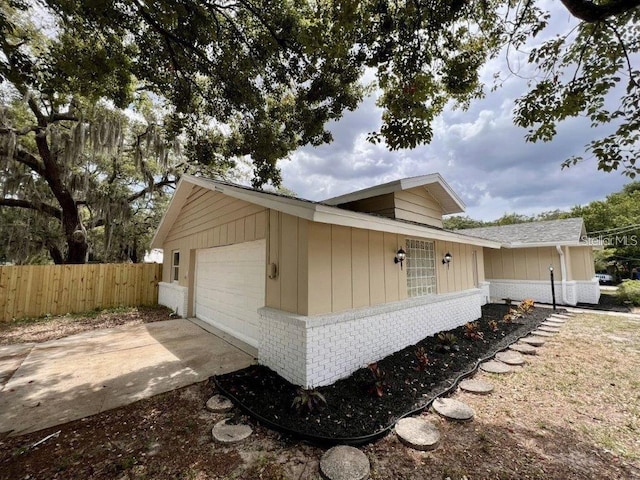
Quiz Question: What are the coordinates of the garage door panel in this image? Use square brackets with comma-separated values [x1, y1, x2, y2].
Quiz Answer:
[194, 239, 265, 347]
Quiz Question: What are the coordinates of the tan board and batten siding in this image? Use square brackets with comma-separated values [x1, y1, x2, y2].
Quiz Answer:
[394, 187, 443, 227]
[161, 186, 267, 286]
[483, 246, 595, 281]
[163, 184, 486, 318]
[266, 211, 485, 316]
[336, 187, 444, 228]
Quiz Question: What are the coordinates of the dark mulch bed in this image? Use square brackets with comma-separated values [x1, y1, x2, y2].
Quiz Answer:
[215, 303, 552, 441]
[577, 290, 632, 313]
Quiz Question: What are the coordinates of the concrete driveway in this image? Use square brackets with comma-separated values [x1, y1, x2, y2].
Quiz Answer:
[0, 319, 254, 436]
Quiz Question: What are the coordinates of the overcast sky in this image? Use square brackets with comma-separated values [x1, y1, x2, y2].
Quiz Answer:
[278, 4, 631, 221]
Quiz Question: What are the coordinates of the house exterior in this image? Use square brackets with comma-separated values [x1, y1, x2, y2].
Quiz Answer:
[151, 174, 501, 388]
[460, 218, 600, 306]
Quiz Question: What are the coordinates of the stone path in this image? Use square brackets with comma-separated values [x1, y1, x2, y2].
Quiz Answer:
[320, 446, 370, 480]
[211, 418, 252, 443]
[459, 378, 494, 395]
[205, 310, 571, 477]
[531, 330, 555, 338]
[206, 394, 234, 413]
[509, 342, 537, 355]
[538, 325, 560, 333]
[432, 398, 475, 422]
[495, 350, 525, 366]
[480, 360, 512, 374]
[395, 417, 441, 451]
[393, 310, 569, 461]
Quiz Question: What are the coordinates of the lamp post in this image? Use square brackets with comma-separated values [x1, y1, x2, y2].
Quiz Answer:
[549, 265, 556, 311]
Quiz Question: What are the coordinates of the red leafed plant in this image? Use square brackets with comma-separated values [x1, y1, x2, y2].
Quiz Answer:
[367, 362, 387, 397]
[414, 346, 429, 371]
[464, 321, 484, 340]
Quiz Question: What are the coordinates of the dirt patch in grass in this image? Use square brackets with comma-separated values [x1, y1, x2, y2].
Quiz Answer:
[1, 308, 639, 479]
[0, 306, 172, 345]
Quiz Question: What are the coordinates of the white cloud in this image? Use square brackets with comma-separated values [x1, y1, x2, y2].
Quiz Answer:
[280, 3, 631, 220]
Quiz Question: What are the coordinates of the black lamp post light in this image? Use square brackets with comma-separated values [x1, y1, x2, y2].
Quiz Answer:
[549, 265, 557, 311]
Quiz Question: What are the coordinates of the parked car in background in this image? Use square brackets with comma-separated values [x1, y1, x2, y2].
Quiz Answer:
[595, 272, 615, 285]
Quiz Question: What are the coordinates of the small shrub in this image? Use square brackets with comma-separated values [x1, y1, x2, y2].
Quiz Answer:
[502, 307, 523, 323]
[617, 280, 640, 306]
[436, 332, 460, 352]
[414, 347, 429, 371]
[291, 387, 327, 414]
[464, 321, 484, 340]
[488, 320, 498, 332]
[367, 362, 387, 397]
[518, 298, 535, 313]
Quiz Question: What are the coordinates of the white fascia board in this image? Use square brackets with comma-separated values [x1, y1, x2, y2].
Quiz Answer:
[401, 174, 466, 213]
[150, 178, 194, 249]
[155, 175, 499, 249]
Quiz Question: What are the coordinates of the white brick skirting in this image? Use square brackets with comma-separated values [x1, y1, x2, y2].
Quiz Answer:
[158, 282, 189, 317]
[487, 278, 599, 306]
[575, 278, 601, 304]
[258, 288, 484, 388]
[479, 281, 491, 305]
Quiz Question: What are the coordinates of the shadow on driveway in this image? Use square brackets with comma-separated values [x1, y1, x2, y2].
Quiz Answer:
[0, 319, 254, 437]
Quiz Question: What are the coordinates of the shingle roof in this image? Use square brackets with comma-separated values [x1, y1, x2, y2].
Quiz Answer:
[458, 218, 586, 246]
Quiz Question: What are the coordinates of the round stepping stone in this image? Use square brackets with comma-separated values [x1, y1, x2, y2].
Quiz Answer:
[531, 330, 555, 338]
[538, 326, 560, 333]
[480, 360, 512, 374]
[520, 336, 545, 346]
[432, 398, 475, 422]
[320, 445, 370, 480]
[459, 378, 494, 395]
[546, 318, 566, 324]
[541, 321, 564, 328]
[206, 394, 234, 413]
[395, 417, 441, 451]
[495, 350, 525, 366]
[509, 343, 538, 355]
[212, 419, 252, 443]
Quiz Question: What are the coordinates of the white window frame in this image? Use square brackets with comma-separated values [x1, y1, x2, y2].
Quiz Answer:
[405, 239, 436, 297]
[171, 250, 180, 283]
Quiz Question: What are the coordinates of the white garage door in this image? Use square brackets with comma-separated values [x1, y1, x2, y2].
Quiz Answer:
[195, 239, 266, 348]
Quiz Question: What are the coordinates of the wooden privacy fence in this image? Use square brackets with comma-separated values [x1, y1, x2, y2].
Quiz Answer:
[0, 263, 162, 322]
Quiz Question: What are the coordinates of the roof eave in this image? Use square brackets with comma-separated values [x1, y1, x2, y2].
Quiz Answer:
[151, 175, 498, 250]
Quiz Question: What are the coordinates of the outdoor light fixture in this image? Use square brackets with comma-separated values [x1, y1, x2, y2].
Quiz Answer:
[549, 265, 557, 311]
[442, 252, 452, 268]
[394, 248, 406, 270]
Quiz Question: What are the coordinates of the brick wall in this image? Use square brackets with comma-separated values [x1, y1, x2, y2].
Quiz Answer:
[258, 288, 484, 388]
[488, 278, 599, 306]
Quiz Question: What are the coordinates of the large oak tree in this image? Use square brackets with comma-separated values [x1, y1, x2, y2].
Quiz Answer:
[1, 0, 638, 264]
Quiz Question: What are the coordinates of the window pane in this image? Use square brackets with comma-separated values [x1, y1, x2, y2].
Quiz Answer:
[405, 239, 436, 297]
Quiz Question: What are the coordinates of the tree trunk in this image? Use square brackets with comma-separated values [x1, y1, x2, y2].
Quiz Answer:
[34, 131, 89, 264]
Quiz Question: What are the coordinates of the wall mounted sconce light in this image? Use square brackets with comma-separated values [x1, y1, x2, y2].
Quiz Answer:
[442, 252, 452, 268]
[394, 248, 406, 270]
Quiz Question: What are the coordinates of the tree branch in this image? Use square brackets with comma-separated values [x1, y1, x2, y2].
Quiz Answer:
[127, 179, 175, 202]
[0, 198, 62, 219]
[13, 147, 46, 176]
[559, 0, 640, 22]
